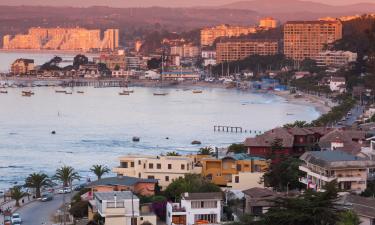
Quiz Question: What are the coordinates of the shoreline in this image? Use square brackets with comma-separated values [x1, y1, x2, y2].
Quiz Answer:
[0, 77, 333, 116]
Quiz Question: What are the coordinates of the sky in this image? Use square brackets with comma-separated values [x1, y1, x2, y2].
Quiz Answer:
[0, 0, 372, 7]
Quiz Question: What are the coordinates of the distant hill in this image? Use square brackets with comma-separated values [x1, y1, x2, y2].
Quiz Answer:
[219, 0, 375, 15]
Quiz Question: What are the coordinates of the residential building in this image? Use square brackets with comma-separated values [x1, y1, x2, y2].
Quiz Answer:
[144, 70, 161, 80]
[113, 155, 201, 190]
[170, 44, 200, 58]
[200, 153, 268, 189]
[166, 192, 223, 225]
[284, 20, 342, 61]
[10, 58, 35, 75]
[201, 50, 216, 59]
[89, 191, 140, 225]
[244, 127, 325, 158]
[259, 17, 278, 29]
[126, 56, 142, 70]
[200, 24, 257, 47]
[329, 76, 346, 93]
[299, 151, 375, 193]
[111, 69, 135, 78]
[203, 59, 217, 67]
[216, 40, 278, 63]
[93, 50, 126, 70]
[243, 188, 281, 216]
[315, 51, 357, 67]
[86, 176, 158, 197]
[3, 27, 119, 51]
[161, 70, 200, 81]
[78, 64, 101, 78]
[318, 129, 366, 155]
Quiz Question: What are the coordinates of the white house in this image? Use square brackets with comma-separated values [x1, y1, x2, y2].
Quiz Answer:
[166, 192, 223, 225]
[94, 191, 140, 225]
[329, 76, 346, 93]
[144, 70, 161, 80]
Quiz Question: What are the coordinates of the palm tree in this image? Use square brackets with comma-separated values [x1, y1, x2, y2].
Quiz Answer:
[90, 165, 110, 180]
[54, 166, 80, 225]
[198, 146, 213, 155]
[10, 186, 27, 207]
[54, 166, 80, 187]
[166, 151, 180, 156]
[25, 173, 51, 198]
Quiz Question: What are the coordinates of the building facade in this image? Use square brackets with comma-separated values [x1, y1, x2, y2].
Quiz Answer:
[259, 17, 278, 29]
[201, 24, 257, 47]
[299, 151, 375, 193]
[93, 50, 126, 70]
[216, 40, 279, 63]
[161, 70, 200, 81]
[10, 58, 35, 75]
[315, 50, 357, 67]
[113, 155, 201, 189]
[170, 44, 200, 58]
[284, 20, 342, 61]
[166, 192, 223, 225]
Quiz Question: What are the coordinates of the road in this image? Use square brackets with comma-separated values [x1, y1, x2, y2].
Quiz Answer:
[16, 193, 67, 225]
[336, 104, 364, 127]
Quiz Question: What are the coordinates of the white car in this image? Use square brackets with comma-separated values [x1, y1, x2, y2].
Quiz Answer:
[57, 187, 71, 194]
[11, 213, 22, 224]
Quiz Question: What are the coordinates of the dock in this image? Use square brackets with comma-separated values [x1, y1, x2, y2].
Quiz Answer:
[214, 125, 263, 134]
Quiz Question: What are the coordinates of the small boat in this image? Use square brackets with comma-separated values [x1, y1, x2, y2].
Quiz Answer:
[77, 91, 84, 94]
[65, 91, 73, 95]
[192, 90, 203, 94]
[0, 90, 8, 94]
[22, 92, 33, 97]
[153, 93, 168, 96]
[119, 92, 130, 96]
[132, 136, 140, 142]
[55, 90, 66, 93]
[22, 91, 34, 95]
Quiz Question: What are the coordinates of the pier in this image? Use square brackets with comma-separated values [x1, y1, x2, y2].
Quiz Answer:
[214, 125, 263, 134]
[62, 79, 128, 87]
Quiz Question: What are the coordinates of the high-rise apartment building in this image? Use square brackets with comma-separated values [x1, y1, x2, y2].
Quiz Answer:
[170, 44, 200, 58]
[216, 40, 279, 63]
[259, 17, 278, 29]
[284, 20, 342, 61]
[200, 24, 257, 47]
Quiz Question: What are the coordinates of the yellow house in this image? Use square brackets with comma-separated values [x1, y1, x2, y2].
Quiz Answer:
[200, 154, 269, 187]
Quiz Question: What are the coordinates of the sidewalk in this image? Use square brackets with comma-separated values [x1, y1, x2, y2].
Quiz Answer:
[0, 196, 34, 224]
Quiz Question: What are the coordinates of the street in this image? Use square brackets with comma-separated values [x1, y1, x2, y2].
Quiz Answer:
[16, 194, 65, 225]
[339, 104, 365, 127]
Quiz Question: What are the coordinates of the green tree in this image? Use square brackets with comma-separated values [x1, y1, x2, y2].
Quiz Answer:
[227, 143, 247, 154]
[73, 54, 89, 69]
[263, 182, 340, 225]
[337, 210, 361, 225]
[90, 165, 110, 180]
[114, 64, 120, 71]
[10, 186, 27, 207]
[147, 57, 162, 70]
[166, 151, 180, 156]
[263, 157, 303, 191]
[54, 166, 80, 187]
[69, 200, 89, 218]
[198, 146, 213, 155]
[283, 120, 309, 128]
[164, 174, 221, 201]
[25, 173, 51, 198]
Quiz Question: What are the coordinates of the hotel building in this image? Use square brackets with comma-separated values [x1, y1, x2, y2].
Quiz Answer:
[259, 17, 278, 29]
[200, 24, 257, 47]
[283, 20, 342, 61]
[315, 50, 357, 67]
[113, 155, 202, 190]
[216, 40, 279, 63]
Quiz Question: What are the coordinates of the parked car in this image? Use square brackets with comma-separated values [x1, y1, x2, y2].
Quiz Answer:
[40, 193, 53, 202]
[57, 187, 71, 194]
[11, 213, 22, 224]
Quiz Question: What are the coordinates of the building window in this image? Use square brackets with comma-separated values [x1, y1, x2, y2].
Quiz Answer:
[148, 175, 155, 179]
[181, 164, 185, 170]
[168, 164, 172, 169]
[236, 164, 242, 171]
[157, 163, 162, 169]
[138, 160, 141, 165]
[131, 162, 134, 167]
[138, 173, 141, 178]
[165, 176, 169, 181]
[121, 162, 128, 168]
[235, 176, 239, 183]
[149, 163, 153, 169]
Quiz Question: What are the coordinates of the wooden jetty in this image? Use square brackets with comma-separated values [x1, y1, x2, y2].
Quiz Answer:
[214, 125, 263, 134]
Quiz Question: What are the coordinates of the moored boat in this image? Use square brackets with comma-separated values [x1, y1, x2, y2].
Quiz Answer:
[77, 91, 84, 94]
[192, 90, 203, 94]
[0, 90, 8, 94]
[153, 93, 168, 96]
[55, 90, 67, 93]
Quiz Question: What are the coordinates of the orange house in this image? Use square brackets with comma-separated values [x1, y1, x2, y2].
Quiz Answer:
[86, 176, 157, 198]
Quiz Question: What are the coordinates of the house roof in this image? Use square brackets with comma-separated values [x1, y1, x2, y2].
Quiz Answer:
[319, 129, 366, 155]
[340, 194, 375, 218]
[242, 188, 276, 198]
[222, 153, 266, 161]
[244, 128, 294, 148]
[300, 151, 375, 169]
[87, 176, 157, 188]
[94, 191, 138, 201]
[182, 192, 223, 200]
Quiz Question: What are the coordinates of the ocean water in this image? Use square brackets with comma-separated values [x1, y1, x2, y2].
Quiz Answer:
[0, 86, 320, 189]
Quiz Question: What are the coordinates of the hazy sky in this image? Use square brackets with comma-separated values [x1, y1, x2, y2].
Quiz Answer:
[1, 0, 372, 7]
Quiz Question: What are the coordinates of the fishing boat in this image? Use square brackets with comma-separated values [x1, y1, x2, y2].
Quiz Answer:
[77, 91, 84, 94]
[55, 90, 66, 93]
[132, 136, 140, 142]
[192, 90, 203, 94]
[119, 91, 130, 96]
[153, 92, 168, 96]
[65, 91, 73, 95]
[22, 91, 33, 97]
[0, 90, 8, 94]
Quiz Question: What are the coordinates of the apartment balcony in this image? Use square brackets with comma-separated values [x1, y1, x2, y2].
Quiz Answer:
[299, 166, 335, 182]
